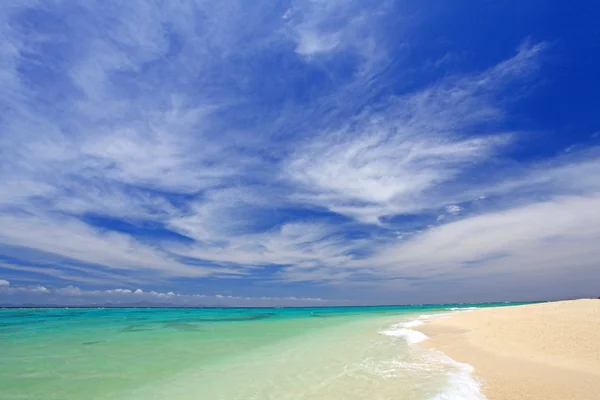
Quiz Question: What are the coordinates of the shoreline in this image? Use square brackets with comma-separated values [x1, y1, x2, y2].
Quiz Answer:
[415, 299, 600, 400]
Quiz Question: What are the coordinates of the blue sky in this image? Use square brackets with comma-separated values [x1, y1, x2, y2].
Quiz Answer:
[1, 1, 599, 306]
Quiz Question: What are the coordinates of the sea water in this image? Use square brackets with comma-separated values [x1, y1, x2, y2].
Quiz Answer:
[0, 304, 523, 399]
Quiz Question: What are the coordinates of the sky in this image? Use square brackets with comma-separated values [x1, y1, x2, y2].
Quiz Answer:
[1, 1, 600, 306]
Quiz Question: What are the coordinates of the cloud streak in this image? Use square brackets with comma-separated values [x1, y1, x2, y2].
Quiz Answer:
[0, 2, 598, 304]
[285, 43, 544, 224]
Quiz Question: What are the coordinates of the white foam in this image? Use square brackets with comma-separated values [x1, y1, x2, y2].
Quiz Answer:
[357, 358, 444, 378]
[369, 332, 486, 399]
[379, 327, 429, 344]
[380, 312, 487, 400]
[379, 317, 430, 343]
[399, 319, 424, 328]
[447, 307, 478, 311]
[429, 354, 486, 400]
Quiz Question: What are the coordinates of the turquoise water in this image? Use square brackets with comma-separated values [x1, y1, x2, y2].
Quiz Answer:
[0, 304, 523, 399]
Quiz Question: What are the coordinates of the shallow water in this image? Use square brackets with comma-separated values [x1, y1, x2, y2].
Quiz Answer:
[0, 304, 523, 399]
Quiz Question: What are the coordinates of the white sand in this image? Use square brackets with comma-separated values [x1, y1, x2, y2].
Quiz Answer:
[417, 299, 600, 400]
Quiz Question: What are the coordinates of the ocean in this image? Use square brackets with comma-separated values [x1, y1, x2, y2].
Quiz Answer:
[0, 304, 522, 399]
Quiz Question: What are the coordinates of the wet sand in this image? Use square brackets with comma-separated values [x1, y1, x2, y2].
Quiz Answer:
[417, 299, 600, 400]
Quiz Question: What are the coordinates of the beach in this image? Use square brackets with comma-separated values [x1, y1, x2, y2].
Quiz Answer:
[416, 299, 600, 400]
[5, 301, 597, 400]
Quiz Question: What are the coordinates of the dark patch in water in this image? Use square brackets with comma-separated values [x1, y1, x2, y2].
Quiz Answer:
[121, 325, 158, 332]
[38, 311, 91, 318]
[2, 311, 44, 318]
[164, 323, 203, 331]
[2, 311, 91, 322]
[310, 313, 335, 318]
[81, 341, 103, 345]
[156, 313, 276, 324]
[120, 316, 153, 322]
[0, 319, 49, 328]
[213, 313, 276, 322]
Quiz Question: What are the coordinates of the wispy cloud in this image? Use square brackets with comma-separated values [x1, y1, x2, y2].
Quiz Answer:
[0, 2, 597, 304]
[286, 0, 391, 63]
[0, 213, 210, 277]
[285, 43, 544, 224]
[374, 194, 600, 274]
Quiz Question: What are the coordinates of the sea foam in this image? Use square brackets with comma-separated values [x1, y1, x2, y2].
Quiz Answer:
[379, 327, 429, 344]
[379, 319, 428, 343]
[430, 354, 486, 400]
[400, 319, 424, 328]
[380, 311, 487, 400]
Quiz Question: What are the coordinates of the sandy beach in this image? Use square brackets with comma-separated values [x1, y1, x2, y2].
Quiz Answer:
[417, 299, 600, 400]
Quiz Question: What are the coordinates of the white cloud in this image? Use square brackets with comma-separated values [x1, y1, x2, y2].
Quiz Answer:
[0, 279, 9, 286]
[295, 29, 341, 56]
[445, 205, 462, 215]
[170, 220, 360, 272]
[55, 285, 82, 296]
[0, 213, 214, 277]
[0, 1, 596, 304]
[286, 124, 508, 225]
[286, 0, 390, 63]
[0, 283, 334, 306]
[0, 261, 147, 287]
[260, 148, 600, 293]
[31, 285, 49, 293]
[0, 1, 300, 284]
[285, 44, 543, 224]
[372, 194, 600, 281]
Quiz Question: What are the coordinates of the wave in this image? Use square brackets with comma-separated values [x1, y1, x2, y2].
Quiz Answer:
[430, 353, 486, 400]
[399, 319, 424, 328]
[378, 318, 429, 343]
[379, 326, 429, 344]
[379, 311, 486, 400]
